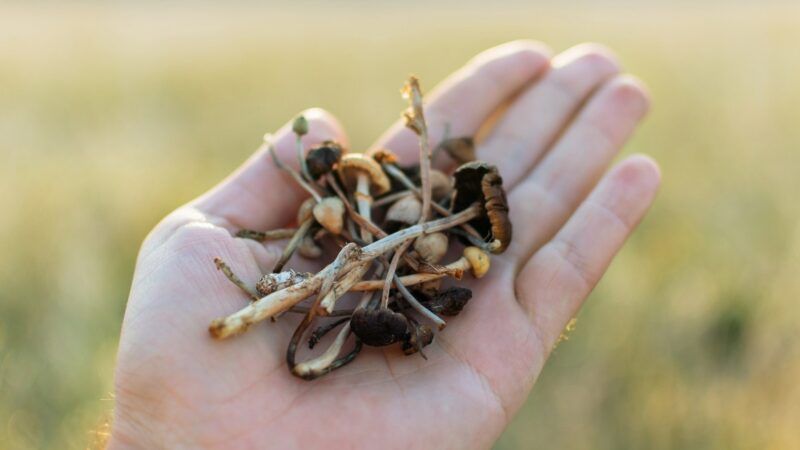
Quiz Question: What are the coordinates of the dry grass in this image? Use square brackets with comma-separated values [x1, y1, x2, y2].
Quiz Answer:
[1, 2, 798, 449]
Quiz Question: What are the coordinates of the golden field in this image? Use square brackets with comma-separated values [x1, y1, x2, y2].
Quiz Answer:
[0, 3, 799, 449]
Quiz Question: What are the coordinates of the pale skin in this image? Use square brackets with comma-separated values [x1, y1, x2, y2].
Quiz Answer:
[110, 41, 661, 449]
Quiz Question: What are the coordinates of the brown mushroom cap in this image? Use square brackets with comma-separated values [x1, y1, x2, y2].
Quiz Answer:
[337, 153, 391, 195]
[452, 161, 512, 253]
[351, 307, 409, 347]
[305, 141, 343, 179]
[368, 148, 399, 166]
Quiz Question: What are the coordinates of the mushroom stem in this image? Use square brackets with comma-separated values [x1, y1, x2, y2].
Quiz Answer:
[351, 257, 469, 291]
[373, 190, 414, 208]
[381, 240, 413, 309]
[265, 134, 322, 202]
[296, 134, 312, 182]
[235, 228, 298, 241]
[208, 204, 482, 339]
[403, 77, 432, 224]
[292, 322, 352, 379]
[214, 257, 259, 301]
[272, 218, 314, 273]
[355, 173, 374, 243]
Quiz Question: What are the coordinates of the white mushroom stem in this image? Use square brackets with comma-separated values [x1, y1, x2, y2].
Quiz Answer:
[292, 322, 352, 379]
[355, 173, 373, 243]
[208, 204, 481, 339]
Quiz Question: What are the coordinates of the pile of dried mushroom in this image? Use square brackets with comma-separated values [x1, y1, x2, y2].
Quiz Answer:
[209, 77, 512, 380]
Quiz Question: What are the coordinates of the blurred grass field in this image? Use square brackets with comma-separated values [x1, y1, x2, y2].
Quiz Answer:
[1, 2, 799, 449]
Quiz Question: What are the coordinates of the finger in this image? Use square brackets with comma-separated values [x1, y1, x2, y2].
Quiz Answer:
[193, 108, 348, 230]
[479, 43, 621, 186]
[516, 155, 661, 352]
[506, 75, 651, 263]
[371, 40, 551, 166]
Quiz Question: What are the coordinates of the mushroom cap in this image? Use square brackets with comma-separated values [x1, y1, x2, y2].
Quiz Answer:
[337, 154, 391, 195]
[463, 246, 491, 278]
[452, 161, 513, 253]
[297, 197, 316, 224]
[351, 308, 409, 347]
[413, 232, 449, 264]
[429, 169, 452, 201]
[386, 195, 422, 225]
[368, 148, 399, 165]
[312, 197, 345, 235]
[305, 140, 343, 179]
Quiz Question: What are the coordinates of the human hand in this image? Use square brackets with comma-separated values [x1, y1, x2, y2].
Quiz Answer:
[109, 41, 660, 449]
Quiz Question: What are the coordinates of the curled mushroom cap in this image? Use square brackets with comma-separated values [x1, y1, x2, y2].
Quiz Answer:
[337, 153, 391, 195]
[312, 197, 345, 235]
[452, 161, 512, 253]
[305, 141, 343, 179]
[463, 246, 491, 278]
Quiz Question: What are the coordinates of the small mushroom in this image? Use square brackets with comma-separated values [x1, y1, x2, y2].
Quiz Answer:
[463, 246, 491, 278]
[312, 197, 345, 235]
[385, 195, 422, 225]
[350, 307, 409, 347]
[338, 153, 391, 242]
[305, 141, 344, 179]
[436, 137, 475, 164]
[413, 232, 448, 264]
[452, 161, 512, 253]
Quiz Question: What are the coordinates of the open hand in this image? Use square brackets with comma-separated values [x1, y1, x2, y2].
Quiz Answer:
[110, 41, 660, 449]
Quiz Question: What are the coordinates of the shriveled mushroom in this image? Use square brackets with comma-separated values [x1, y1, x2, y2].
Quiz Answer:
[452, 161, 512, 253]
[338, 153, 391, 242]
[312, 197, 345, 235]
[350, 307, 409, 347]
[419, 287, 473, 316]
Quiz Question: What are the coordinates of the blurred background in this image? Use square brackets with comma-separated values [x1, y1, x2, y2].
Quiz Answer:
[1, 1, 799, 449]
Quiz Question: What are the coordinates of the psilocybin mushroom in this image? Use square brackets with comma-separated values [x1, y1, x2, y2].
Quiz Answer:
[452, 161, 513, 253]
[337, 153, 391, 242]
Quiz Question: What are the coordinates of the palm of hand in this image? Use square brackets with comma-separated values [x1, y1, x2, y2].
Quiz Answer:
[111, 41, 660, 449]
